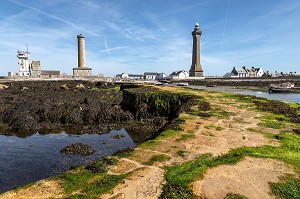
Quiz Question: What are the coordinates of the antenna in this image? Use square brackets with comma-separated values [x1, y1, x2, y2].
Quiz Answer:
[25, 44, 28, 53]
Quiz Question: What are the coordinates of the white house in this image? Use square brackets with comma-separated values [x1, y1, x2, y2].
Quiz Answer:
[254, 68, 264, 77]
[231, 67, 248, 77]
[144, 72, 158, 80]
[156, 73, 168, 80]
[169, 70, 189, 79]
[128, 74, 143, 80]
[116, 73, 129, 79]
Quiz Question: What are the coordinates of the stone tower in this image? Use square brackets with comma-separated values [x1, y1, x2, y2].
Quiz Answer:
[17, 46, 31, 76]
[73, 34, 92, 76]
[77, 34, 86, 68]
[189, 23, 203, 77]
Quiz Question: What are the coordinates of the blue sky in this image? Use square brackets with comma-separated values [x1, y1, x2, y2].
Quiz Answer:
[0, 0, 300, 77]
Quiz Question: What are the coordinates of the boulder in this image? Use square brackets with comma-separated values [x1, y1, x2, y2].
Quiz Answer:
[0, 84, 9, 89]
[60, 84, 69, 90]
[60, 143, 96, 156]
[75, 84, 85, 90]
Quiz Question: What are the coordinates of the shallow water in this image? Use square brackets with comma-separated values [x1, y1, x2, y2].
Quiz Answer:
[0, 129, 136, 193]
[234, 91, 300, 104]
[189, 86, 300, 104]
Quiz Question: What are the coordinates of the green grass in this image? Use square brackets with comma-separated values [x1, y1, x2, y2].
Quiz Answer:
[177, 150, 188, 157]
[260, 114, 290, 123]
[204, 124, 223, 131]
[139, 139, 160, 149]
[60, 170, 96, 194]
[225, 193, 249, 199]
[270, 175, 300, 199]
[210, 108, 234, 119]
[59, 156, 125, 197]
[259, 121, 285, 129]
[187, 130, 194, 134]
[159, 129, 180, 138]
[60, 169, 129, 197]
[176, 134, 195, 141]
[178, 116, 194, 120]
[160, 153, 243, 198]
[246, 128, 274, 138]
[160, 131, 300, 198]
[65, 194, 96, 199]
[286, 102, 300, 109]
[144, 155, 171, 165]
[84, 174, 128, 195]
[139, 129, 182, 149]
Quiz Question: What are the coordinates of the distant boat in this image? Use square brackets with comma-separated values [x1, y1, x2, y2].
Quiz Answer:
[206, 85, 218, 87]
[268, 82, 295, 93]
[177, 82, 189, 87]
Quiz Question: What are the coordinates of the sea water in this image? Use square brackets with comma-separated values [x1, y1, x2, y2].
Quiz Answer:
[0, 129, 136, 193]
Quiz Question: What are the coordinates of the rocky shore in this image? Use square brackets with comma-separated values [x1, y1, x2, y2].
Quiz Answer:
[0, 83, 300, 198]
[0, 81, 194, 144]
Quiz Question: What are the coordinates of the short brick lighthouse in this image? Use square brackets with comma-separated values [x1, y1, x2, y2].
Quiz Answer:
[189, 23, 203, 77]
[73, 34, 92, 76]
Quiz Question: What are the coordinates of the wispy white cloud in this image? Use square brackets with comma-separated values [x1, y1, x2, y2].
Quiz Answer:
[7, 0, 99, 36]
[1, 0, 300, 77]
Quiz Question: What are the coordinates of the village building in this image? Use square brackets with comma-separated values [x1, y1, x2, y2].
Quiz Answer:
[156, 73, 168, 80]
[227, 66, 264, 78]
[116, 73, 129, 79]
[223, 72, 238, 78]
[128, 74, 143, 80]
[40, 70, 60, 78]
[144, 72, 158, 80]
[31, 61, 41, 76]
[255, 67, 264, 77]
[231, 67, 248, 77]
[31, 61, 60, 78]
[169, 70, 189, 79]
[263, 71, 298, 77]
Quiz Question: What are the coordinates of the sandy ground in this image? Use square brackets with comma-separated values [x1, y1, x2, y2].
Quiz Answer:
[0, 86, 296, 199]
[192, 157, 294, 199]
[0, 180, 64, 199]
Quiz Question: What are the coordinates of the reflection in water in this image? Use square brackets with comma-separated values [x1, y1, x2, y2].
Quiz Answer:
[0, 129, 136, 193]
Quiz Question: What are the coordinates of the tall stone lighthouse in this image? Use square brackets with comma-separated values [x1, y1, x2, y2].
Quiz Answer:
[189, 23, 203, 77]
[73, 34, 92, 76]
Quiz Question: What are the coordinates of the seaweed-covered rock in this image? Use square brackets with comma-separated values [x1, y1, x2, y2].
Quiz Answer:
[254, 100, 300, 123]
[60, 143, 96, 156]
[0, 81, 195, 139]
[84, 157, 117, 173]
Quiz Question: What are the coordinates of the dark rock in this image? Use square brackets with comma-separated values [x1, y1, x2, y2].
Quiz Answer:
[60, 143, 96, 156]
[198, 101, 211, 111]
[0, 81, 195, 141]
[112, 133, 125, 139]
[292, 129, 300, 135]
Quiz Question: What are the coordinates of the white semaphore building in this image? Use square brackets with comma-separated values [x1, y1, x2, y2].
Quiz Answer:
[17, 48, 31, 76]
